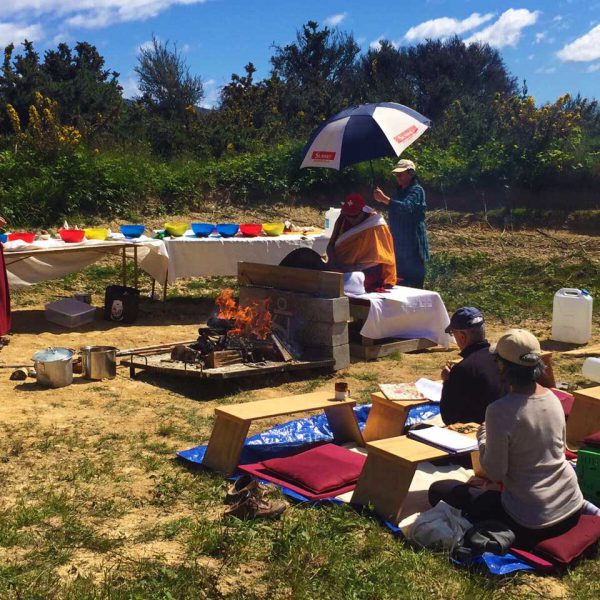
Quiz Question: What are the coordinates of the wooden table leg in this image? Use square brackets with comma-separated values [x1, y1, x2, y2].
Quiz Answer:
[122, 247, 127, 287]
[133, 245, 139, 290]
[362, 401, 410, 443]
[324, 404, 364, 446]
[202, 414, 251, 475]
[351, 452, 417, 523]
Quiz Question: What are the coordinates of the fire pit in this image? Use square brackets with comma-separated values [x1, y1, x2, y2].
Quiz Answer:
[121, 288, 334, 381]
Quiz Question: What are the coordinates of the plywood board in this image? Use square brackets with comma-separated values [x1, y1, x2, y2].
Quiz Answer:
[350, 338, 436, 360]
[238, 262, 344, 298]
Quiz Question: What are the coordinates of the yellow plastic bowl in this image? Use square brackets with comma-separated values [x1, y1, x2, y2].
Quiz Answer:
[263, 222, 285, 236]
[165, 222, 189, 237]
[84, 228, 109, 240]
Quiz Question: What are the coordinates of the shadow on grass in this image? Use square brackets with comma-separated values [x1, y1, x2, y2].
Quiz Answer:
[10, 296, 217, 334]
[129, 366, 336, 402]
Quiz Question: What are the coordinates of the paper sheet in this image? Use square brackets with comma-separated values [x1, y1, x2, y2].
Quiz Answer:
[415, 378, 443, 403]
[408, 426, 478, 453]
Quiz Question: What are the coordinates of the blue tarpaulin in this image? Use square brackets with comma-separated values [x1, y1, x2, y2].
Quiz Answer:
[177, 401, 533, 575]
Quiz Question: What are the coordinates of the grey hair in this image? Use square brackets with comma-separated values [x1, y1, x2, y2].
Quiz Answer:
[455, 324, 486, 344]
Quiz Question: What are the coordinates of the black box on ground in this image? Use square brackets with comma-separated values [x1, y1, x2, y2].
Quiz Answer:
[104, 285, 139, 324]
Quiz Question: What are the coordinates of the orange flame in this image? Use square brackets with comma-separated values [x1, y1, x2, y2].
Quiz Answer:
[215, 290, 272, 340]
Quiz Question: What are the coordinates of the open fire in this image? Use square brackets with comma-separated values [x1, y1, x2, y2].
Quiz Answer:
[170, 289, 292, 368]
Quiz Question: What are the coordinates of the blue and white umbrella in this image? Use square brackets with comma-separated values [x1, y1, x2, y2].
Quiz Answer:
[300, 102, 431, 170]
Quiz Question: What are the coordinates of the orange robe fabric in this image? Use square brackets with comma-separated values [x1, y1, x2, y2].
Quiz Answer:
[332, 213, 397, 287]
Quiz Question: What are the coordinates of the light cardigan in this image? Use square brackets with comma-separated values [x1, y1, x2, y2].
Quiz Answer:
[477, 389, 583, 529]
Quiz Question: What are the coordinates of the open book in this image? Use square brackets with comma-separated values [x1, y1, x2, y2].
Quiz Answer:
[408, 426, 479, 454]
[379, 379, 442, 403]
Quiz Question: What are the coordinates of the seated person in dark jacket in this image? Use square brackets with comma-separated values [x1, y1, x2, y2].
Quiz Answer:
[440, 307, 507, 425]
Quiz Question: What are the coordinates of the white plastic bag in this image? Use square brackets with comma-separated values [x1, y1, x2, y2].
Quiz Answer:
[409, 501, 472, 551]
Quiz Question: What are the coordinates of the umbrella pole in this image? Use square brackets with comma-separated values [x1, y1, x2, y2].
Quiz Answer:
[369, 160, 375, 188]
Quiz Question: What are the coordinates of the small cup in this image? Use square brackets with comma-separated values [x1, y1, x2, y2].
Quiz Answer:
[335, 381, 349, 401]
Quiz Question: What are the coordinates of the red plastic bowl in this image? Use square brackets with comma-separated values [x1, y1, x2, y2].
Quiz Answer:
[59, 229, 85, 243]
[240, 223, 262, 237]
[8, 232, 36, 243]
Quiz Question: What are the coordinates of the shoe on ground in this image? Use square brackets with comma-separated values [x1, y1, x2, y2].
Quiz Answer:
[223, 489, 287, 520]
[225, 474, 259, 505]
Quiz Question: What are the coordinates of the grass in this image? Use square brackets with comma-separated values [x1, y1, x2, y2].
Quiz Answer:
[2, 224, 600, 598]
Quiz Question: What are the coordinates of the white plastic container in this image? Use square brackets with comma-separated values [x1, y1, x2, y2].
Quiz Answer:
[582, 357, 600, 383]
[45, 298, 96, 329]
[551, 288, 593, 344]
[324, 207, 341, 234]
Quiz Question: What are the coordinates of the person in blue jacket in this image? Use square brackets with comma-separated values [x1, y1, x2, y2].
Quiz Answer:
[373, 159, 429, 288]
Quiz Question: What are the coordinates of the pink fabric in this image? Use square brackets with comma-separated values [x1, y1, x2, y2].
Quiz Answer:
[534, 515, 600, 565]
[239, 443, 366, 500]
[509, 548, 554, 571]
[550, 388, 575, 418]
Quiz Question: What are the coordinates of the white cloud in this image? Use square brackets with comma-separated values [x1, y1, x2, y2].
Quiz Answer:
[119, 72, 139, 99]
[465, 8, 540, 48]
[553, 15, 563, 22]
[324, 12, 347, 27]
[535, 31, 546, 43]
[557, 24, 600, 61]
[528, 53, 535, 60]
[369, 36, 401, 51]
[535, 66, 557, 74]
[2, 2, 209, 31]
[0, 21, 44, 46]
[587, 62, 600, 72]
[200, 78, 219, 109]
[404, 12, 494, 42]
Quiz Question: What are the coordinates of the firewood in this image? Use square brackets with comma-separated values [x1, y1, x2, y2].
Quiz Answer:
[206, 350, 243, 369]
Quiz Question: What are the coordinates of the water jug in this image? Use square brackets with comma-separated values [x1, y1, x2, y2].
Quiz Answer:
[551, 288, 593, 344]
[324, 207, 341, 233]
[582, 357, 600, 383]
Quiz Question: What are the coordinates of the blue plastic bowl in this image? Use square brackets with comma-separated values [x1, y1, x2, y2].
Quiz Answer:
[191, 222, 215, 237]
[216, 223, 239, 238]
[120, 224, 145, 238]
[0, 234, 7, 244]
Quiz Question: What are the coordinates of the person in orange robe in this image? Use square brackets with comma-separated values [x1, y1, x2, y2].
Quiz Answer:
[326, 193, 396, 291]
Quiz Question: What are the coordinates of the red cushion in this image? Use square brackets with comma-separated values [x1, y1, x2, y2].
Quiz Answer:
[510, 548, 554, 572]
[534, 515, 600, 565]
[565, 449, 578, 461]
[262, 443, 365, 494]
[583, 431, 600, 448]
[550, 388, 575, 418]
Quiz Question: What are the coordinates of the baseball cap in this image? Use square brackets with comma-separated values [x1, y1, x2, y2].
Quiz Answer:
[392, 159, 416, 174]
[444, 307, 484, 333]
[341, 193, 366, 216]
[490, 329, 541, 366]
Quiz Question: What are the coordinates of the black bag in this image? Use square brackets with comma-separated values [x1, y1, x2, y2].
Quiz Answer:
[463, 520, 516, 555]
[104, 285, 139, 324]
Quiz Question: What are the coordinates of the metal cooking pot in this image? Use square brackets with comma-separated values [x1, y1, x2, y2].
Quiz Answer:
[32, 347, 74, 388]
[81, 345, 117, 380]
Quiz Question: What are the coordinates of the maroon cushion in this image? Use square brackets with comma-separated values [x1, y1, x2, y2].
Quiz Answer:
[565, 449, 578, 461]
[534, 515, 600, 565]
[261, 443, 365, 494]
[583, 431, 600, 448]
[550, 388, 575, 418]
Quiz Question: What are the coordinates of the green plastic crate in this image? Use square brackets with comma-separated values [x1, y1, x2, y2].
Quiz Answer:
[576, 446, 600, 503]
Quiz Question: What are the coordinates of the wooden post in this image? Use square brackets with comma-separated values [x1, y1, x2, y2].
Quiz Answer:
[121, 247, 127, 286]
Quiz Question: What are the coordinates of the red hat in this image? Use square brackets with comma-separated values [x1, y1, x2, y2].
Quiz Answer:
[341, 193, 366, 216]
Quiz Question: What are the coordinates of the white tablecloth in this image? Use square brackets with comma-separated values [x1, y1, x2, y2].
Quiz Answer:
[163, 232, 330, 282]
[3, 236, 169, 290]
[348, 286, 453, 347]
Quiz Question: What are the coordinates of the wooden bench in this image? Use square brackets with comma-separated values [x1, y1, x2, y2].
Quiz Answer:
[351, 435, 449, 523]
[202, 390, 364, 475]
[362, 392, 431, 443]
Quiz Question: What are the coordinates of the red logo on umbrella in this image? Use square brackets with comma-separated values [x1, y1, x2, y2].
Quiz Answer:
[394, 125, 418, 144]
[311, 151, 336, 161]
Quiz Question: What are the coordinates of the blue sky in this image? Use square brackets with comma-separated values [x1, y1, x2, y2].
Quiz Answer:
[1, 1, 599, 109]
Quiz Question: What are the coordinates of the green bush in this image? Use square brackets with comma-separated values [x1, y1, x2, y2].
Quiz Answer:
[566, 210, 600, 233]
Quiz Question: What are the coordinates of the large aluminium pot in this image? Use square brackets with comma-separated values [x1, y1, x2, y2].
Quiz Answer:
[81, 345, 117, 380]
[32, 347, 74, 388]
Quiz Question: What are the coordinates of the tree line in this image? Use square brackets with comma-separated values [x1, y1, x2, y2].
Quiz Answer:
[1, 21, 599, 224]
